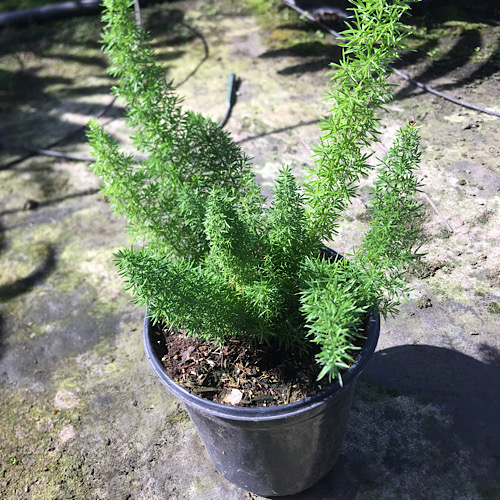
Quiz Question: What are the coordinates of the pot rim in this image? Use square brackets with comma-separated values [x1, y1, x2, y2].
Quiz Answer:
[143, 308, 380, 421]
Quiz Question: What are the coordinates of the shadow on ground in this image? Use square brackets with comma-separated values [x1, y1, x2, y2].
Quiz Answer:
[0, 243, 57, 302]
[258, 0, 500, 106]
[279, 344, 500, 499]
[393, 0, 500, 101]
[0, 3, 208, 174]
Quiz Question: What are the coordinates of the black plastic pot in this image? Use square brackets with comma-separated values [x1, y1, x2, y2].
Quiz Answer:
[143, 309, 380, 496]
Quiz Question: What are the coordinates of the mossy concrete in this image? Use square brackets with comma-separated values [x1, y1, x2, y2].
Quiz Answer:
[1, 1, 499, 498]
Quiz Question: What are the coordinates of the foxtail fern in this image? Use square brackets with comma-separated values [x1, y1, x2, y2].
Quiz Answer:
[306, 0, 417, 242]
[89, 0, 424, 384]
[87, 0, 256, 261]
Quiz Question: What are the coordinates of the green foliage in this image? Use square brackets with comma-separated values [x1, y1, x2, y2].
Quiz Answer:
[88, 0, 255, 261]
[353, 123, 424, 317]
[305, 0, 417, 242]
[88, 0, 424, 385]
[300, 257, 373, 381]
[116, 246, 269, 345]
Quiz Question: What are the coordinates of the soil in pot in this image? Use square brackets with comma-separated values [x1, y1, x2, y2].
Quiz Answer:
[155, 320, 367, 407]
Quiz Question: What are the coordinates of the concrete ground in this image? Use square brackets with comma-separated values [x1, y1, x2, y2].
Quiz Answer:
[0, 1, 499, 498]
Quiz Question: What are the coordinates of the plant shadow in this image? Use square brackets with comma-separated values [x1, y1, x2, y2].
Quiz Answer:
[276, 344, 500, 498]
[0, 224, 58, 362]
[262, 1, 500, 101]
[393, 0, 500, 100]
[259, 42, 342, 76]
[0, 243, 57, 303]
[0, 3, 207, 172]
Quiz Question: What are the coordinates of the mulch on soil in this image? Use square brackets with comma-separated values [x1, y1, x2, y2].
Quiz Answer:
[158, 323, 330, 407]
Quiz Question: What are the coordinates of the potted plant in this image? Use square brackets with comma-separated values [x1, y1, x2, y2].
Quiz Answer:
[88, 0, 423, 496]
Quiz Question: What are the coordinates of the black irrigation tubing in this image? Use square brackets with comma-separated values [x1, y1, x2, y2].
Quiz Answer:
[0, 1, 101, 27]
[0, 6, 212, 169]
[390, 66, 500, 117]
[0, 66, 236, 168]
[281, 0, 500, 119]
[175, 21, 210, 87]
[0, 0, 161, 27]
[0, 142, 96, 163]
[0, 96, 117, 170]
